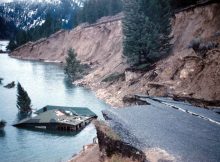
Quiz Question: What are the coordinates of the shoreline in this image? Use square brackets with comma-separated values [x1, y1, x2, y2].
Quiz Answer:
[69, 144, 100, 162]
[9, 55, 63, 64]
[7, 55, 125, 108]
[7, 55, 220, 109]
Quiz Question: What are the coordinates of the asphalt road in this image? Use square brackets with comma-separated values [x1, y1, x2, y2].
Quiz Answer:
[103, 97, 220, 162]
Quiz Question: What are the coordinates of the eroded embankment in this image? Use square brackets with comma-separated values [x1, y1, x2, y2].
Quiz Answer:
[10, 3, 220, 108]
[87, 3, 220, 107]
[10, 14, 127, 87]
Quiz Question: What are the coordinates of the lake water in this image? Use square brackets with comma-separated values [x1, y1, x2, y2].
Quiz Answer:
[0, 54, 110, 162]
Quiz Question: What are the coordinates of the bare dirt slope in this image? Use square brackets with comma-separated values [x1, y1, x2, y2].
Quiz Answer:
[10, 14, 127, 83]
[81, 3, 220, 107]
[10, 4, 220, 107]
[70, 144, 100, 162]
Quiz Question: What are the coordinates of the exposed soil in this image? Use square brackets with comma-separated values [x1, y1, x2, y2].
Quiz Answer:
[88, 3, 220, 107]
[10, 4, 220, 108]
[69, 144, 100, 162]
[9, 3, 220, 162]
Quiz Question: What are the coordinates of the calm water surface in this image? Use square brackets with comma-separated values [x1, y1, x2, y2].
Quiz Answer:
[0, 54, 110, 162]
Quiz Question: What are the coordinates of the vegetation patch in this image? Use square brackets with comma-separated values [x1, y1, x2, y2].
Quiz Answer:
[74, 0, 123, 25]
[122, 0, 172, 67]
[188, 37, 219, 58]
[8, 14, 62, 51]
[64, 48, 90, 81]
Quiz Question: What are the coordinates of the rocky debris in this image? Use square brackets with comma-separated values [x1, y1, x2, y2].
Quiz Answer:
[91, 3, 220, 107]
[101, 72, 125, 83]
[0, 119, 6, 129]
[4, 81, 15, 89]
[122, 94, 150, 106]
[0, 78, 3, 84]
[173, 95, 220, 108]
[125, 70, 143, 82]
[145, 148, 176, 162]
[95, 121, 146, 162]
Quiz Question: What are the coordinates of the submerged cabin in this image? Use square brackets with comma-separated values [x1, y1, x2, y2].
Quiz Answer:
[13, 105, 97, 132]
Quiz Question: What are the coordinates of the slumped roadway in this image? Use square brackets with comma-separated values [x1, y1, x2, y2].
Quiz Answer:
[103, 97, 220, 162]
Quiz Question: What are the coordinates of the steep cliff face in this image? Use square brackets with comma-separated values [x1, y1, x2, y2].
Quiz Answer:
[10, 14, 126, 83]
[91, 3, 220, 107]
[83, 3, 220, 107]
[10, 4, 220, 107]
[95, 121, 146, 162]
[154, 3, 220, 101]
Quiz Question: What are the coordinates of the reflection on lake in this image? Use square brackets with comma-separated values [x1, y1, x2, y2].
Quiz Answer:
[0, 54, 110, 162]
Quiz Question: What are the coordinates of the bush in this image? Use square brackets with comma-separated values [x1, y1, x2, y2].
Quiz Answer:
[188, 37, 201, 50]
[188, 38, 219, 57]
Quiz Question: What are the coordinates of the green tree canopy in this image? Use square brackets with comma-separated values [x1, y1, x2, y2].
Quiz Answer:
[16, 82, 32, 114]
[122, 0, 172, 67]
[64, 48, 83, 81]
[170, 0, 199, 9]
[74, 0, 123, 25]
[7, 14, 62, 51]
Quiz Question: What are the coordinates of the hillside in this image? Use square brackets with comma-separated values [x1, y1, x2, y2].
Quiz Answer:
[10, 3, 220, 107]
[10, 13, 126, 84]
[0, 16, 16, 40]
[0, 0, 78, 30]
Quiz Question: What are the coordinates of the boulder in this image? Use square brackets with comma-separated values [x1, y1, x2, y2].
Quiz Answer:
[4, 81, 15, 89]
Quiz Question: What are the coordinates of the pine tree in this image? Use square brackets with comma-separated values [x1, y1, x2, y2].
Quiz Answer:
[16, 82, 32, 114]
[123, 0, 152, 65]
[74, 0, 123, 26]
[170, 0, 199, 9]
[7, 12, 62, 51]
[122, 0, 172, 66]
[64, 48, 83, 81]
[147, 0, 172, 60]
[7, 39, 17, 51]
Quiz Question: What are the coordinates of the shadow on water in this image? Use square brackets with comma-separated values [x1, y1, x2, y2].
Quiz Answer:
[0, 130, 6, 137]
[0, 54, 108, 162]
[63, 78, 74, 89]
[16, 126, 82, 137]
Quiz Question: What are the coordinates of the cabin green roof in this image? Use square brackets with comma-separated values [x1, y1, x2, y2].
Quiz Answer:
[35, 105, 97, 118]
[15, 110, 90, 126]
[13, 106, 97, 127]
